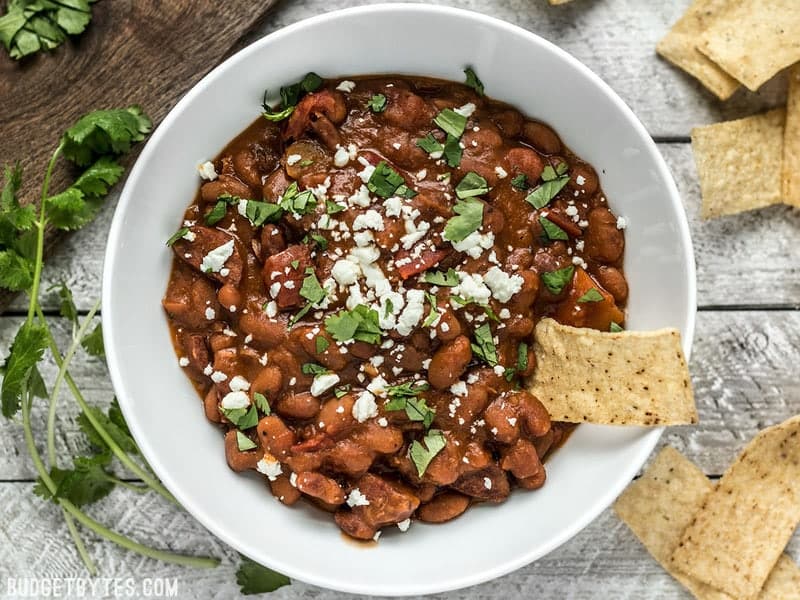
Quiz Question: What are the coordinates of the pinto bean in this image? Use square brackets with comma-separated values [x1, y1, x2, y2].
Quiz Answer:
[261, 168, 291, 203]
[428, 335, 472, 390]
[334, 511, 376, 540]
[239, 311, 287, 348]
[516, 390, 552, 437]
[382, 88, 434, 129]
[584, 207, 624, 264]
[208, 332, 237, 353]
[171, 226, 243, 285]
[490, 109, 523, 137]
[201, 175, 254, 202]
[224, 430, 262, 472]
[310, 115, 342, 151]
[505, 147, 544, 182]
[483, 396, 521, 444]
[417, 493, 471, 523]
[352, 423, 404, 454]
[257, 415, 296, 459]
[268, 474, 302, 505]
[516, 469, 547, 490]
[436, 310, 462, 342]
[594, 266, 629, 304]
[508, 270, 539, 311]
[349, 473, 420, 528]
[296, 328, 349, 371]
[284, 451, 323, 474]
[323, 439, 375, 477]
[500, 439, 543, 479]
[203, 387, 221, 422]
[251, 365, 282, 399]
[260, 224, 286, 259]
[567, 162, 599, 196]
[232, 148, 266, 189]
[275, 392, 320, 420]
[217, 284, 241, 312]
[317, 394, 356, 435]
[451, 465, 510, 503]
[283, 140, 330, 179]
[295, 472, 345, 505]
[179, 333, 210, 380]
[522, 121, 561, 154]
[422, 432, 462, 486]
[504, 315, 534, 338]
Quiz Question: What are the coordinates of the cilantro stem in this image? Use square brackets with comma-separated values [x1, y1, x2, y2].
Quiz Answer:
[64, 510, 97, 575]
[104, 476, 149, 494]
[47, 297, 101, 466]
[35, 307, 178, 505]
[21, 393, 219, 569]
[25, 144, 62, 327]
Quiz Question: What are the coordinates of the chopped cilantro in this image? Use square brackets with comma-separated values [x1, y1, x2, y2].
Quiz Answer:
[470, 323, 498, 366]
[577, 288, 604, 303]
[261, 72, 323, 122]
[367, 94, 387, 112]
[315, 336, 330, 353]
[416, 133, 444, 155]
[166, 227, 189, 247]
[395, 184, 417, 198]
[236, 431, 257, 451]
[443, 197, 483, 243]
[334, 385, 351, 399]
[433, 108, 467, 139]
[253, 392, 270, 414]
[541, 266, 574, 295]
[324, 305, 382, 345]
[309, 232, 328, 250]
[610, 322, 625, 333]
[539, 216, 568, 241]
[455, 171, 490, 200]
[325, 198, 346, 214]
[410, 430, 447, 476]
[510, 174, 528, 190]
[385, 385, 435, 429]
[204, 200, 229, 225]
[443, 135, 463, 167]
[244, 200, 282, 226]
[424, 268, 459, 287]
[236, 555, 290, 595]
[526, 163, 570, 209]
[279, 182, 316, 215]
[367, 161, 405, 198]
[463, 67, 485, 96]
[301, 363, 328, 376]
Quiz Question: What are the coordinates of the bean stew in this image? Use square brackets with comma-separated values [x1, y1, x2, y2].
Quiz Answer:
[162, 71, 627, 540]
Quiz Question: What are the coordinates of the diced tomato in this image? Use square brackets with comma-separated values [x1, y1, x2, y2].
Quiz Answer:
[261, 245, 312, 309]
[553, 267, 624, 331]
[395, 247, 451, 280]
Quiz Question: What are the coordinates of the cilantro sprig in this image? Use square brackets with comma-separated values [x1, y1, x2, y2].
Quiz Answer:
[0, 0, 97, 60]
[0, 108, 220, 576]
[324, 305, 382, 345]
[410, 429, 447, 476]
[261, 72, 323, 122]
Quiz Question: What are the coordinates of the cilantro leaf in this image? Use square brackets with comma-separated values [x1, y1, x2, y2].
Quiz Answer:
[464, 67, 485, 96]
[44, 188, 93, 230]
[0, 162, 36, 243]
[315, 336, 330, 354]
[262, 72, 323, 122]
[236, 431, 257, 451]
[443, 197, 483, 243]
[325, 198, 345, 214]
[290, 268, 326, 325]
[244, 200, 283, 227]
[443, 134, 463, 168]
[433, 109, 467, 139]
[455, 171, 490, 200]
[416, 133, 444, 156]
[410, 430, 447, 476]
[166, 227, 190, 247]
[78, 405, 139, 455]
[0, 249, 34, 291]
[253, 392, 271, 414]
[279, 182, 316, 215]
[541, 266, 574, 295]
[539, 216, 568, 241]
[81, 322, 104, 358]
[577, 288, 604, 303]
[423, 268, 459, 287]
[301, 362, 328, 376]
[236, 555, 291, 595]
[324, 305, 382, 345]
[470, 323, 498, 366]
[367, 93, 387, 113]
[52, 282, 78, 325]
[0, 0, 96, 60]
[385, 383, 435, 429]
[36, 453, 115, 508]
[72, 156, 125, 198]
[367, 161, 405, 198]
[61, 106, 152, 167]
[1, 323, 47, 418]
[510, 174, 528, 190]
[526, 165, 570, 209]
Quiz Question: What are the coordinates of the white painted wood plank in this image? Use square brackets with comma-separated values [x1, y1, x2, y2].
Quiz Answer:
[2, 310, 798, 478]
[7, 144, 799, 313]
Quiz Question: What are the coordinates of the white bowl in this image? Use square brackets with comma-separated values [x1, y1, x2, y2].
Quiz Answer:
[103, 4, 695, 596]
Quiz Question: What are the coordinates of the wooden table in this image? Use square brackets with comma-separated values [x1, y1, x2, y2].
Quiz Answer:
[2, 1, 798, 597]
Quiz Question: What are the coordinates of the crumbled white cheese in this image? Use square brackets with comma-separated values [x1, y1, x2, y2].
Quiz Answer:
[210, 371, 227, 383]
[483, 266, 524, 303]
[229, 375, 250, 392]
[336, 80, 356, 92]
[197, 161, 217, 180]
[483, 477, 493, 490]
[265, 301, 278, 318]
[353, 209, 385, 231]
[397, 518, 411, 532]
[182, 230, 196, 242]
[256, 456, 282, 481]
[205, 307, 216, 320]
[450, 381, 468, 397]
[310, 373, 341, 397]
[575, 174, 586, 186]
[221, 391, 249, 409]
[353, 390, 379, 423]
[616, 216, 627, 229]
[346, 488, 370, 507]
[451, 272, 491, 305]
[200, 239, 235, 273]
[333, 146, 350, 167]
[454, 102, 476, 117]
[286, 154, 302, 166]
[178, 357, 190, 367]
[449, 230, 494, 259]
[349, 184, 372, 207]
[367, 375, 389, 397]
[396, 289, 426, 336]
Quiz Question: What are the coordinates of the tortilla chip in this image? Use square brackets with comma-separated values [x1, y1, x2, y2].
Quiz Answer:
[691, 109, 786, 219]
[527, 319, 696, 425]
[615, 447, 800, 600]
[656, 0, 739, 100]
[783, 64, 800, 208]
[670, 415, 800, 599]
[698, 0, 800, 92]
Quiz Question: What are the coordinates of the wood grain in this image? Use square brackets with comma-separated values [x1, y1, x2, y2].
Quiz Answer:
[0, 0, 279, 311]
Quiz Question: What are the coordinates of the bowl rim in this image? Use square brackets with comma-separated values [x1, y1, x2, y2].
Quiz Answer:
[103, 3, 697, 595]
